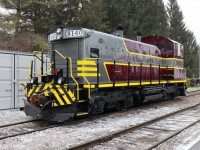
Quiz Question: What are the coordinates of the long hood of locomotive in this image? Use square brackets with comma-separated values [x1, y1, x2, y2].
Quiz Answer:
[76, 31, 186, 87]
[27, 83, 76, 106]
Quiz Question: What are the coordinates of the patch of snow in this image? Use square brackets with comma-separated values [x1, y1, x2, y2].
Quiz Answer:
[0, 95, 200, 149]
[155, 122, 200, 150]
[0, 109, 32, 126]
[0, 6, 16, 16]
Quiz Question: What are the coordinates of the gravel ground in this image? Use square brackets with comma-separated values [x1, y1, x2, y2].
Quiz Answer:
[1, 95, 200, 150]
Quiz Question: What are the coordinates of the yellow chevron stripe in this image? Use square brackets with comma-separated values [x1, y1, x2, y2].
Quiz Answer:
[27, 86, 35, 97]
[34, 85, 43, 93]
[77, 67, 97, 71]
[48, 84, 64, 106]
[56, 85, 71, 104]
[43, 91, 49, 96]
[67, 90, 76, 101]
[77, 60, 96, 65]
[53, 102, 58, 107]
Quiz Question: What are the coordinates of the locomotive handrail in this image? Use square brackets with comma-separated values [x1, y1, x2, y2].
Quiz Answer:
[53, 50, 66, 59]
[53, 50, 80, 100]
[67, 57, 80, 100]
[32, 51, 45, 77]
[81, 58, 99, 98]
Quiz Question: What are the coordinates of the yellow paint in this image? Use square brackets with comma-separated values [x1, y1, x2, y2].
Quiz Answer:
[83, 85, 95, 88]
[56, 85, 71, 104]
[68, 57, 80, 100]
[103, 62, 185, 70]
[77, 60, 96, 65]
[77, 67, 97, 71]
[68, 90, 76, 101]
[122, 38, 184, 61]
[77, 73, 101, 77]
[54, 50, 66, 59]
[53, 102, 58, 107]
[82, 79, 186, 89]
[78, 100, 86, 102]
[76, 112, 89, 116]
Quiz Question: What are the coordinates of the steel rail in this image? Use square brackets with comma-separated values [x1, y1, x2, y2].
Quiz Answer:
[68, 91, 200, 150]
[0, 119, 39, 128]
[148, 118, 200, 149]
[0, 122, 59, 141]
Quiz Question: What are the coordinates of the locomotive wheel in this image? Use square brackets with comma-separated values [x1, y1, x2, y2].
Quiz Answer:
[115, 101, 121, 110]
[125, 96, 134, 107]
[115, 101, 124, 111]
[132, 93, 141, 106]
[93, 98, 105, 114]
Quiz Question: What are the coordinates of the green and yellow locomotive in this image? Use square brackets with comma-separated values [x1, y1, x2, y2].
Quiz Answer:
[24, 27, 186, 122]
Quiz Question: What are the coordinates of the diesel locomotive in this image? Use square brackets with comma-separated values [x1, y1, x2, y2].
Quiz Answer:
[24, 27, 186, 122]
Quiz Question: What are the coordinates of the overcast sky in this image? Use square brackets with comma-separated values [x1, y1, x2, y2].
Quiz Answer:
[164, 0, 200, 44]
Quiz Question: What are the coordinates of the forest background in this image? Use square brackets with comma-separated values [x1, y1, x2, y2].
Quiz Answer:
[0, 0, 199, 78]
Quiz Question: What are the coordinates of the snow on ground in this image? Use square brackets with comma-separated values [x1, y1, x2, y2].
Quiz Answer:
[187, 85, 200, 92]
[154, 122, 200, 150]
[0, 109, 32, 126]
[1, 95, 200, 149]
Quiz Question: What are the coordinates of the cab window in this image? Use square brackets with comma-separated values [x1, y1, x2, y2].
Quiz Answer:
[90, 48, 99, 58]
[155, 43, 165, 51]
[166, 43, 173, 51]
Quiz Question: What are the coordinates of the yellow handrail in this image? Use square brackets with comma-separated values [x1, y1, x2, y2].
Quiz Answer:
[81, 58, 100, 98]
[82, 59, 91, 98]
[54, 50, 66, 59]
[67, 57, 80, 100]
[54, 50, 79, 100]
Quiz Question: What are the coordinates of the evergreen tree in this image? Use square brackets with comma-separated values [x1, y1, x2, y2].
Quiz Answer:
[103, 0, 168, 39]
[103, 0, 130, 33]
[66, 0, 108, 31]
[130, 0, 169, 38]
[0, 0, 31, 34]
[167, 0, 186, 41]
[167, 0, 199, 77]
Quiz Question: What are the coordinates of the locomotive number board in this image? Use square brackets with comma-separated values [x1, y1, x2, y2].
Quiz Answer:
[65, 29, 84, 38]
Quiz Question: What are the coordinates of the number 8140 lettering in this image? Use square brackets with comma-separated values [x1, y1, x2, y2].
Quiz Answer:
[65, 30, 84, 38]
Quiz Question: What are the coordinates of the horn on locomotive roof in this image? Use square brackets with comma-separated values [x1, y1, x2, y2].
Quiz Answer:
[112, 26, 124, 37]
[136, 31, 142, 42]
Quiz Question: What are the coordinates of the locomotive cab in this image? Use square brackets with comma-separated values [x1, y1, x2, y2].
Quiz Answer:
[25, 28, 92, 122]
[142, 36, 184, 59]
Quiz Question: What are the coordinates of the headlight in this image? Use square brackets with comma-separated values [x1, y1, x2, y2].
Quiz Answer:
[55, 28, 63, 40]
[57, 77, 66, 84]
[57, 34, 62, 40]
[30, 77, 38, 84]
[56, 28, 62, 34]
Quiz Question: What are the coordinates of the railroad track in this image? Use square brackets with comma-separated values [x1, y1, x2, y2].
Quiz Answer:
[0, 90, 199, 146]
[69, 91, 200, 150]
[0, 119, 59, 140]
